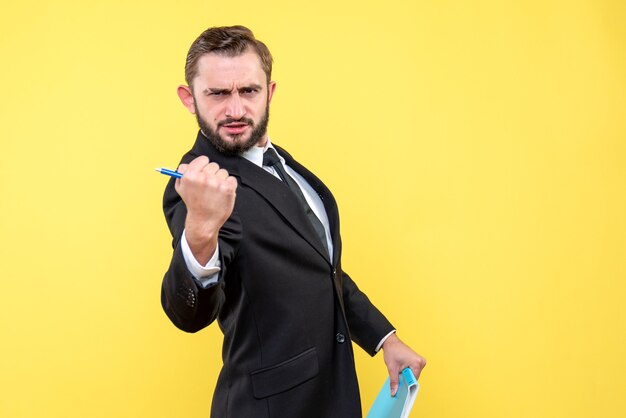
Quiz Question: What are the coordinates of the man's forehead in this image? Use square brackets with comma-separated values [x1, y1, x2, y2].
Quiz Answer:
[195, 51, 266, 85]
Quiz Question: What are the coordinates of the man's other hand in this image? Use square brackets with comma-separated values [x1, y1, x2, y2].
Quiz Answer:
[382, 334, 426, 396]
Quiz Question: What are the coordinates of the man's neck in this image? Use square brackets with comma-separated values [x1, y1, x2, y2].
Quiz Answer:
[256, 136, 269, 148]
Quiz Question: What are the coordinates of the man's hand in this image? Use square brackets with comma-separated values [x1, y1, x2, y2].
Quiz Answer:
[175, 156, 237, 265]
[382, 333, 426, 396]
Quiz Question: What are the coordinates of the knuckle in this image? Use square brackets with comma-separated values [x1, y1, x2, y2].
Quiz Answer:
[219, 181, 234, 194]
[190, 156, 207, 168]
[226, 178, 238, 189]
[206, 177, 219, 189]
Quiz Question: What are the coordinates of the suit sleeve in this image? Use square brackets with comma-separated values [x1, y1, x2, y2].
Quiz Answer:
[340, 270, 395, 356]
[160, 172, 242, 333]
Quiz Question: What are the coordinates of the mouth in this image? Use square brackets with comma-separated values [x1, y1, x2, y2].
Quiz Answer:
[220, 122, 251, 135]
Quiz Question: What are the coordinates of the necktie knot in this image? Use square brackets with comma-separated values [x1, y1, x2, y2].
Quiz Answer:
[263, 148, 281, 167]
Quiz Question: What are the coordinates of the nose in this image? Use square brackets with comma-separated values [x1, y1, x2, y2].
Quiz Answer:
[225, 92, 246, 120]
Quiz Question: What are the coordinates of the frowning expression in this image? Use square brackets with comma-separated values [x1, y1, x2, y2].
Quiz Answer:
[179, 50, 276, 154]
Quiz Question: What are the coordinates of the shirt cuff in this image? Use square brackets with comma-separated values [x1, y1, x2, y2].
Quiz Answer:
[375, 330, 397, 352]
[181, 229, 221, 288]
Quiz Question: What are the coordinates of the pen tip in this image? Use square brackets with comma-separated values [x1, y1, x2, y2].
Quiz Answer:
[154, 168, 161, 172]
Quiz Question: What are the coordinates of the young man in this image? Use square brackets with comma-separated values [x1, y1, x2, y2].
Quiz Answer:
[161, 25, 425, 418]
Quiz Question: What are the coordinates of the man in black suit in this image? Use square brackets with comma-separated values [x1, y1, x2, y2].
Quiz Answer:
[161, 26, 426, 418]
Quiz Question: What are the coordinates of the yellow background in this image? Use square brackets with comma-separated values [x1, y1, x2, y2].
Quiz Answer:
[1, 1, 625, 417]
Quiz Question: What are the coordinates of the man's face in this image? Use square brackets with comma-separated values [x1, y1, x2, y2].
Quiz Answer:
[185, 51, 276, 155]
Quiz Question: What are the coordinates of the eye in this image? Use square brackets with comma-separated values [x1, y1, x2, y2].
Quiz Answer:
[206, 89, 230, 97]
[240, 87, 259, 96]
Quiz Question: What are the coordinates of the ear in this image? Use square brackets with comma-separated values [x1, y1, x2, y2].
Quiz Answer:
[177, 85, 196, 114]
[266, 81, 277, 105]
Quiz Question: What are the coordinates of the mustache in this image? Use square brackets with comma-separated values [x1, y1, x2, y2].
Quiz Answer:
[217, 117, 255, 128]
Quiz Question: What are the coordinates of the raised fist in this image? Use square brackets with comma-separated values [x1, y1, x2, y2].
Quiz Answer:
[174, 155, 237, 264]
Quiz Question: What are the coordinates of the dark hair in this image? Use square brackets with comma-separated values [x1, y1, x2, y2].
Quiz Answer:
[185, 25, 273, 87]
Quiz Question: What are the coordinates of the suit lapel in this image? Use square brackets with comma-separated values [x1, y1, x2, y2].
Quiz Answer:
[238, 159, 332, 266]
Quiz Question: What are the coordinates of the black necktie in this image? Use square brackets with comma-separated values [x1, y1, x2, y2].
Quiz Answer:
[263, 148, 329, 256]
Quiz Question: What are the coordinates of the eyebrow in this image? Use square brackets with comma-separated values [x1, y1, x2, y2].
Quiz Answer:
[204, 84, 263, 95]
[239, 84, 263, 91]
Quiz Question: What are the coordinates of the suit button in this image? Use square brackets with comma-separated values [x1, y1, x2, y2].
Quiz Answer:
[336, 333, 345, 343]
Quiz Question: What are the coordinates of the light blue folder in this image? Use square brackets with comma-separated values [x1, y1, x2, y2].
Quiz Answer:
[366, 368, 420, 418]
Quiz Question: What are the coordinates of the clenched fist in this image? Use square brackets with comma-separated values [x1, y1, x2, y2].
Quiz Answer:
[175, 155, 238, 265]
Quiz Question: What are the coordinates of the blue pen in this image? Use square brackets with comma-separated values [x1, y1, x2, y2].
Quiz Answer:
[155, 168, 183, 179]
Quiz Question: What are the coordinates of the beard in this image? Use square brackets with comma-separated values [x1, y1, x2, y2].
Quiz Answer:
[194, 102, 270, 156]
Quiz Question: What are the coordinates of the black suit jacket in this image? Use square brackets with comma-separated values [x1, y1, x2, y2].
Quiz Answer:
[161, 132, 394, 418]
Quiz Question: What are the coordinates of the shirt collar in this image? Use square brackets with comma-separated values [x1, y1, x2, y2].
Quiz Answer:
[241, 138, 284, 168]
